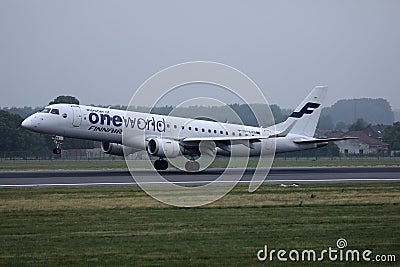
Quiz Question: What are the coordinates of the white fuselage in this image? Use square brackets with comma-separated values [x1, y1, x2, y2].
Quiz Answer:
[21, 104, 317, 156]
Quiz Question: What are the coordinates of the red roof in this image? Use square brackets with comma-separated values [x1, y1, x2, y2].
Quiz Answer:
[342, 131, 388, 147]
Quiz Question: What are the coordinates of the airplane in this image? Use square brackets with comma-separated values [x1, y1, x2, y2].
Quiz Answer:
[21, 86, 355, 171]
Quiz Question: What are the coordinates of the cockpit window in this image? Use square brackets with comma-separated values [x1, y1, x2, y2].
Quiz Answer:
[40, 108, 51, 113]
[50, 109, 60, 115]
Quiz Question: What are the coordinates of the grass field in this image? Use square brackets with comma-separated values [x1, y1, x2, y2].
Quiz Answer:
[0, 183, 399, 266]
[0, 156, 399, 171]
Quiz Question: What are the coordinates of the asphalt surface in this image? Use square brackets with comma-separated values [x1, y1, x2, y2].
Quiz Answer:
[0, 167, 399, 187]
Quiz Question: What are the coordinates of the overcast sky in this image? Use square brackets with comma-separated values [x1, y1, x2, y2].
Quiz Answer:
[1, 0, 399, 109]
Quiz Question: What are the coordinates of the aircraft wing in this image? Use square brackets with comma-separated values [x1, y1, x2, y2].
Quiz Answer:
[293, 137, 358, 144]
[182, 136, 267, 146]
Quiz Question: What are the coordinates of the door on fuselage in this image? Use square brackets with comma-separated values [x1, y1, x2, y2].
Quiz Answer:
[71, 106, 82, 127]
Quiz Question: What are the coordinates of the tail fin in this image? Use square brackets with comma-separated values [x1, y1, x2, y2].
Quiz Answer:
[276, 86, 327, 137]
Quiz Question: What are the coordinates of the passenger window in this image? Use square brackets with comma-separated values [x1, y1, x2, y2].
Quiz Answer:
[202, 128, 205, 132]
[189, 127, 192, 131]
[195, 127, 198, 131]
[50, 109, 59, 115]
[213, 130, 217, 134]
[220, 130, 223, 134]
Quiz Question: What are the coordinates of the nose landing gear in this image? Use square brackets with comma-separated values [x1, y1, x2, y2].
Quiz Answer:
[52, 135, 64, 155]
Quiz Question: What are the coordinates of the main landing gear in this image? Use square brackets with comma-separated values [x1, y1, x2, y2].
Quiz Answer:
[52, 135, 64, 155]
[154, 158, 168, 171]
[185, 160, 200, 172]
[153, 158, 200, 172]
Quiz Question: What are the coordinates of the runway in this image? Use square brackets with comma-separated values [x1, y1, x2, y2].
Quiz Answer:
[0, 166, 399, 187]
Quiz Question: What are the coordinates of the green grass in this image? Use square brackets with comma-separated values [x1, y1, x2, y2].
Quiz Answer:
[0, 183, 399, 266]
[0, 157, 399, 171]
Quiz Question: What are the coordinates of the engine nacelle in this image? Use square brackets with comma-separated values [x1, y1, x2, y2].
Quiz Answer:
[147, 138, 181, 158]
[101, 142, 136, 156]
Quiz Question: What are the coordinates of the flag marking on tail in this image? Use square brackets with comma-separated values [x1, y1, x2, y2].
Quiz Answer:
[289, 102, 321, 118]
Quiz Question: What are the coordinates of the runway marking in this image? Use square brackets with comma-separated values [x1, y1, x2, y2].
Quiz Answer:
[1, 178, 400, 187]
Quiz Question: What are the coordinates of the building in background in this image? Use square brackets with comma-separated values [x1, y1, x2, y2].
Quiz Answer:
[337, 131, 389, 155]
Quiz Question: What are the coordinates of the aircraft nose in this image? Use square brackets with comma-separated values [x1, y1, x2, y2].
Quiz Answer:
[21, 117, 32, 129]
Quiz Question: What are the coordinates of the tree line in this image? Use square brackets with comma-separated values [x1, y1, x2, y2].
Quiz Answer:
[1, 95, 399, 156]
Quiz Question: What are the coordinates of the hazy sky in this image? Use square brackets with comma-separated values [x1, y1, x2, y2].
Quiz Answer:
[1, 1, 399, 109]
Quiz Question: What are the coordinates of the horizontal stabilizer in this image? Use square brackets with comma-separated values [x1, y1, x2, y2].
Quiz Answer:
[293, 137, 358, 144]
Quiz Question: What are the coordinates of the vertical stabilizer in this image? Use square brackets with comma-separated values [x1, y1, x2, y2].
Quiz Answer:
[276, 86, 327, 137]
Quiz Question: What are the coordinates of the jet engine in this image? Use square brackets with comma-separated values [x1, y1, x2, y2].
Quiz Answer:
[101, 142, 136, 156]
[147, 138, 181, 158]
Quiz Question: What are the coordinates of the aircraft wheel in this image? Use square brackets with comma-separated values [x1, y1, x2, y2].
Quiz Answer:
[159, 159, 168, 170]
[154, 159, 168, 170]
[185, 161, 200, 172]
[154, 159, 160, 170]
[53, 148, 62, 155]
